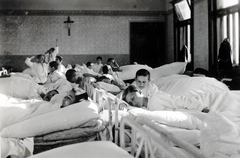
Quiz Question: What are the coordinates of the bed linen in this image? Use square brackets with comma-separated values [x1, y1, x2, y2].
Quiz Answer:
[1, 100, 100, 138]
[116, 64, 153, 80]
[29, 141, 134, 158]
[0, 76, 44, 100]
[152, 74, 229, 98]
[1, 137, 34, 158]
[0, 96, 60, 131]
[200, 112, 240, 158]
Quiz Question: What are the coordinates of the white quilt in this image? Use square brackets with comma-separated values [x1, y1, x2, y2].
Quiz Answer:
[152, 74, 229, 98]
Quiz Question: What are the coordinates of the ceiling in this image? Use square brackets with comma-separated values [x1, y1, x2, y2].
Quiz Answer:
[0, 0, 172, 11]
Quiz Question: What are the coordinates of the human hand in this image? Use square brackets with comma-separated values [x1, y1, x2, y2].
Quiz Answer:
[201, 107, 210, 113]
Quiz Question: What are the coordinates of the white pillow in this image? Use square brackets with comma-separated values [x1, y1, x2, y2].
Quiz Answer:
[128, 108, 202, 129]
[150, 62, 187, 81]
[1, 100, 100, 138]
[97, 82, 121, 93]
[116, 64, 153, 80]
[152, 74, 229, 98]
[0, 76, 42, 100]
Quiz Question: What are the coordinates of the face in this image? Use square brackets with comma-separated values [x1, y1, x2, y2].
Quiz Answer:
[125, 91, 144, 108]
[97, 59, 102, 64]
[61, 90, 76, 108]
[55, 58, 61, 64]
[68, 73, 78, 83]
[135, 76, 150, 90]
[48, 66, 55, 73]
[43, 90, 58, 101]
[36, 55, 45, 63]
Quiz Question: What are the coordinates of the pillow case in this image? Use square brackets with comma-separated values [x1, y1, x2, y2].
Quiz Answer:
[97, 82, 121, 93]
[150, 62, 187, 81]
[116, 64, 153, 80]
[128, 108, 202, 129]
[1, 100, 100, 138]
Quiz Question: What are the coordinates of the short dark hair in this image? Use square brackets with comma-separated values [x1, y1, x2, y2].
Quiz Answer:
[122, 85, 138, 104]
[49, 61, 59, 70]
[96, 56, 102, 60]
[135, 69, 151, 80]
[56, 55, 63, 62]
[107, 58, 114, 63]
[86, 62, 93, 68]
[65, 69, 76, 82]
[102, 65, 109, 74]
[35, 54, 44, 60]
[48, 47, 55, 53]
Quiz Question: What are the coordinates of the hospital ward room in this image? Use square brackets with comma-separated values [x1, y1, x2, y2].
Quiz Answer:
[1, 0, 240, 158]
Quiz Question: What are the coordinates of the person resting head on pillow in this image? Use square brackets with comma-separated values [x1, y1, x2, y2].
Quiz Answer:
[122, 85, 209, 113]
[42, 89, 59, 101]
[61, 88, 88, 108]
[42, 88, 88, 108]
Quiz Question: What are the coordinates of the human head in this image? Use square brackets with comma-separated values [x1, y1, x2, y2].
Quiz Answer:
[107, 58, 114, 65]
[102, 65, 110, 74]
[47, 47, 55, 54]
[49, 61, 59, 73]
[61, 88, 88, 108]
[135, 69, 151, 90]
[56, 56, 63, 64]
[43, 90, 59, 101]
[66, 69, 78, 83]
[61, 89, 77, 108]
[35, 54, 45, 63]
[86, 62, 93, 69]
[96, 56, 102, 64]
[122, 85, 145, 108]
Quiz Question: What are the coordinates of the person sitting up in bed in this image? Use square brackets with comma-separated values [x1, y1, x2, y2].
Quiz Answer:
[107, 58, 122, 72]
[55, 55, 66, 74]
[92, 56, 103, 73]
[122, 85, 209, 113]
[45, 61, 66, 84]
[132, 69, 158, 98]
[101, 65, 126, 90]
[25, 54, 49, 84]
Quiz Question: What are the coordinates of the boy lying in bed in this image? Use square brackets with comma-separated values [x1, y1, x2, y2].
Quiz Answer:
[122, 85, 209, 113]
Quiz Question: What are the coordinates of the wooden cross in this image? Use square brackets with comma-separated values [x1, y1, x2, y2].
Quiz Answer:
[64, 16, 74, 36]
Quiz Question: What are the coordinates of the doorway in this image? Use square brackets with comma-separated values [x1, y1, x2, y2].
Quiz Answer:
[130, 22, 165, 68]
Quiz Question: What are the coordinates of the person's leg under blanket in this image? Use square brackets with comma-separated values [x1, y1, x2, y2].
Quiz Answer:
[1, 137, 33, 158]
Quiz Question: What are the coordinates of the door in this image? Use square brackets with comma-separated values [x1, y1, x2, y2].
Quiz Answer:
[130, 22, 165, 68]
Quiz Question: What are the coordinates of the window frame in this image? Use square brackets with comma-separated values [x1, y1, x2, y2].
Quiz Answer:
[171, 0, 194, 70]
[208, 0, 240, 76]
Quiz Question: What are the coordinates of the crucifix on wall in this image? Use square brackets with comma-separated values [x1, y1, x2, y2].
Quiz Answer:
[64, 16, 74, 36]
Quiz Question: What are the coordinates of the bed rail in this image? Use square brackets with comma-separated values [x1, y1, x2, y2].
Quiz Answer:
[120, 116, 205, 158]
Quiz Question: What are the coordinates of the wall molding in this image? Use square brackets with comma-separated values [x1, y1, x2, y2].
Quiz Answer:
[0, 10, 167, 16]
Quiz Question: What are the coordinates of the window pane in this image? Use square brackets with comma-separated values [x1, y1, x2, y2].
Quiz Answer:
[174, 0, 191, 21]
[217, 0, 239, 9]
[233, 12, 239, 65]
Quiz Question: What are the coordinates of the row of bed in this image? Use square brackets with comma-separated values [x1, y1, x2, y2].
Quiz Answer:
[1, 62, 240, 158]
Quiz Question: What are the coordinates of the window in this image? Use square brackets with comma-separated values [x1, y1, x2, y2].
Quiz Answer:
[171, 0, 193, 69]
[174, 0, 191, 21]
[209, 0, 239, 74]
